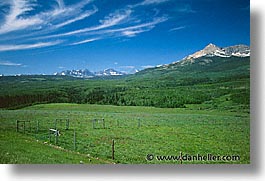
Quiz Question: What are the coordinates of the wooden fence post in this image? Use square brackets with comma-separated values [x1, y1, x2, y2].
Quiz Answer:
[180, 151, 183, 164]
[112, 139, 115, 160]
[66, 119, 69, 130]
[16, 120, 18, 132]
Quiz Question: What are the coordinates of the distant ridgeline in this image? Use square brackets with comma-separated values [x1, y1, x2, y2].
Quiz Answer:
[0, 44, 250, 110]
[54, 68, 127, 78]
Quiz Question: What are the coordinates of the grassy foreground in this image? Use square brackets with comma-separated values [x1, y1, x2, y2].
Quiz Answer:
[0, 131, 108, 164]
[0, 103, 250, 164]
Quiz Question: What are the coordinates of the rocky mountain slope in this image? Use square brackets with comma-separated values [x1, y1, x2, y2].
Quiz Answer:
[54, 68, 125, 78]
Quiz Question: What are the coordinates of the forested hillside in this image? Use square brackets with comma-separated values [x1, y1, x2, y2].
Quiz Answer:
[0, 56, 250, 111]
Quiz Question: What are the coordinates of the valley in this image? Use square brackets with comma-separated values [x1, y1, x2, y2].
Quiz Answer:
[0, 44, 250, 164]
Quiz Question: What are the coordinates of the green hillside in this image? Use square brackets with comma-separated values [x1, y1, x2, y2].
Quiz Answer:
[0, 55, 250, 164]
[0, 56, 250, 111]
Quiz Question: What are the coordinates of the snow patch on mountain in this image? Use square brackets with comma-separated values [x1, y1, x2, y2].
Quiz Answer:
[55, 68, 126, 78]
[185, 43, 250, 60]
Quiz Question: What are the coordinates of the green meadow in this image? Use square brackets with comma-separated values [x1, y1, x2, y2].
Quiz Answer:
[0, 103, 249, 164]
[0, 56, 250, 164]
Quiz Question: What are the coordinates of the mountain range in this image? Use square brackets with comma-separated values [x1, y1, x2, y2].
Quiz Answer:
[54, 68, 126, 78]
[184, 43, 250, 60]
[54, 43, 250, 78]
[0, 43, 250, 110]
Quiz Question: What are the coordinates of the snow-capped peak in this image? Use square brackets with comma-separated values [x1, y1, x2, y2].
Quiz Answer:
[223, 45, 250, 57]
[186, 43, 227, 60]
[95, 68, 125, 76]
[184, 43, 250, 60]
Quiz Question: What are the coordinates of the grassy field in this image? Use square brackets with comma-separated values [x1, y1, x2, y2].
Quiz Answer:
[0, 103, 250, 164]
[0, 130, 107, 164]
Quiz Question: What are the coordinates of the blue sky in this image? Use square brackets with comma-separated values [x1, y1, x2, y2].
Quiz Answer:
[0, 0, 250, 75]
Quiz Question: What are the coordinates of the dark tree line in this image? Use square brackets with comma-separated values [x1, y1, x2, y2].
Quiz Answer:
[0, 84, 250, 109]
[0, 93, 60, 109]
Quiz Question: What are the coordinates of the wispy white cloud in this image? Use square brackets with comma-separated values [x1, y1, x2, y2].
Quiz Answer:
[138, 0, 170, 6]
[0, 60, 22, 66]
[38, 0, 95, 28]
[175, 4, 196, 13]
[122, 29, 150, 37]
[0, 0, 170, 51]
[56, 0, 65, 9]
[129, 0, 170, 8]
[100, 16, 168, 37]
[41, 9, 132, 39]
[36, 1, 167, 40]
[0, 40, 62, 52]
[70, 38, 99, 45]
[53, 7, 98, 29]
[0, 0, 95, 35]
[100, 9, 132, 27]
[169, 26, 186, 31]
[0, 0, 43, 34]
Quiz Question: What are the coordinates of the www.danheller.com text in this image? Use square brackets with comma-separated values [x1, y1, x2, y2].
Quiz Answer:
[146, 153, 240, 162]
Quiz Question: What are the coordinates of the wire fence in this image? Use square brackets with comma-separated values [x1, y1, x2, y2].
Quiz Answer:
[0, 109, 249, 163]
